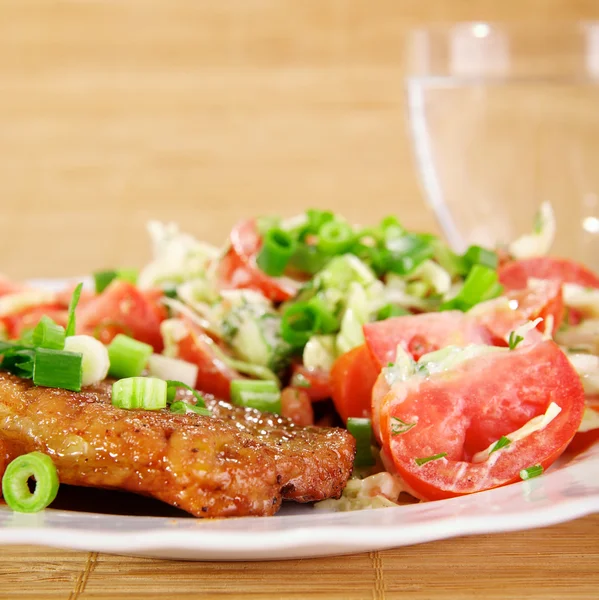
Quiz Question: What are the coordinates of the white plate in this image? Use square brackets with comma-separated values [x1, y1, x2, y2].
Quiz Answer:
[0, 444, 598, 560]
[0, 279, 597, 560]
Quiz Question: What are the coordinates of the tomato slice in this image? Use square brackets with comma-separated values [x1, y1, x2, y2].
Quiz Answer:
[473, 280, 564, 343]
[330, 344, 379, 423]
[217, 219, 300, 302]
[291, 364, 332, 402]
[175, 327, 242, 400]
[0, 276, 27, 297]
[380, 340, 584, 500]
[77, 281, 167, 351]
[363, 312, 493, 370]
[280, 387, 314, 426]
[1, 304, 68, 339]
[499, 257, 599, 290]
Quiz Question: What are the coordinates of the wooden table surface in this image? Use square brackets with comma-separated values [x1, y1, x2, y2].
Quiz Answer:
[2, 1, 599, 598]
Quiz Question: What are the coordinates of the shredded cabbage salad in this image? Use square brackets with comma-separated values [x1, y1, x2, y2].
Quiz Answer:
[0, 202, 597, 515]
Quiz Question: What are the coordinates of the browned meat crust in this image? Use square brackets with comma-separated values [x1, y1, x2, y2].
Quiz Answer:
[203, 397, 356, 502]
[0, 373, 355, 516]
[0, 372, 281, 517]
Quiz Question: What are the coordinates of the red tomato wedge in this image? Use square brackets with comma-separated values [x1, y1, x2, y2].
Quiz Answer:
[330, 344, 379, 423]
[499, 257, 599, 290]
[218, 219, 300, 302]
[378, 340, 584, 500]
[291, 364, 332, 402]
[0, 276, 27, 297]
[77, 281, 167, 351]
[280, 387, 314, 426]
[364, 312, 493, 369]
[472, 280, 564, 343]
[1, 305, 68, 339]
[172, 319, 243, 400]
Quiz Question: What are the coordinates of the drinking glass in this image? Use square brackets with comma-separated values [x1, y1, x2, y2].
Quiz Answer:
[406, 22, 599, 270]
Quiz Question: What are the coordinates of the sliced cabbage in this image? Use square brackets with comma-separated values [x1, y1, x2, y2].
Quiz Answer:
[562, 283, 599, 319]
[336, 282, 370, 355]
[556, 318, 599, 354]
[160, 318, 190, 358]
[383, 345, 416, 386]
[579, 406, 599, 433]
[405, 259, 452, 296]
[315, 255, 377, 293]
[384, 274, 437, 312]
[315, 472, 404, 512]
[138, 221, 220, 289]
[303, 335, 337, 371]
[416, 344, 504, 378]
[567, 352, 599, 395]
[472, 402, 562, 463]
[509, 202, 556, 259]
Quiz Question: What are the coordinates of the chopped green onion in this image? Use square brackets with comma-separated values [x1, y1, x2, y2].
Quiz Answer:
[230, 379, 282, 414]
[1, 452, 59, 513]
[63, 335, 110, 387]
[165, 380, 208, 410]
[377, 304, 410, 321]
[306, 208, 335, 234]
[32, 316, 66, 350]
[520, 464, 544, 480]
[508, 331, 524, 350]
[480, 281, 504, 303]
[390, 417, 416, 436]
[65, 282, 83, 337]
[94, 270, 117, 294]
[281, 302, 322, 348]
[441, 265, 500, 312]
[256, 228, 297, 277]
[107, 334, 153, 379]
[463, 245, 499, 270]
[307, 297, 339, 334]
[415, 452, 447, 466]
[1, 345, 36, 378]
[33, 348, 83, 392]
[116, 268, 138, 285]
[385, 234, 434, 275]
[432, 241, 469, 277]
[94, 269, 139, 294]
[169, 400, 211, 417]
[111, 377, 167, 410]
[163, 287, 178, 300]
[256, 216, 281, 236]
[489, 436, 511, 454]
[18, 329, 35, 347]
[347, 417, 375, 467]
[317, 220, 355, 255]
[288, 244, 328, 275]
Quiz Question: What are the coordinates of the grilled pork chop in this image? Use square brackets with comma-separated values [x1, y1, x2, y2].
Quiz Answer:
[0, 372, 355, 517]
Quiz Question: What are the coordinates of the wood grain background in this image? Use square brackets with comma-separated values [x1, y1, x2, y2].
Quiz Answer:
[2, 0, 599, 279]
[1, 1, 599, 598]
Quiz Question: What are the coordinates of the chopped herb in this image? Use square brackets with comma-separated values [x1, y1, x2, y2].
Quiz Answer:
[508, 331, 524, 350]
[520, 464, 544, 480]
[390, 417, 416, 436]
[65, 282, 84, 337]
[291, 372, 311, 388]
[489, 436, 511, 455]
[415, 452, 447, 466]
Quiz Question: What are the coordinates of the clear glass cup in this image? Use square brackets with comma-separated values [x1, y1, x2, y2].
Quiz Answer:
[406, 22, 599, 270]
